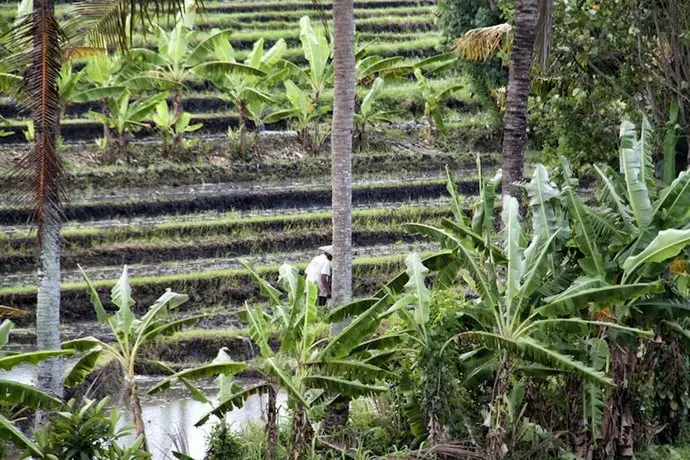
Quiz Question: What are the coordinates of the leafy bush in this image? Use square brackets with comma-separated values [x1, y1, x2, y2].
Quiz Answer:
[29, 397, 147, 460]
[205, 422, 245, 460]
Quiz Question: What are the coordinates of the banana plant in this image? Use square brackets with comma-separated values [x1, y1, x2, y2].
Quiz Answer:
[127, 13, 261, 155]
[414, 68, 463, 139]
[60, 266, 203, 453]
[205, 37, 286, 157]
[0, 320, 73, 457]
[148, 263, 391, 460]
[151, 100, 203, 156]
[267, 16, 333, 153]
[354, 77, 400, 149]
[403, 165, 653, 456]
[88, 90, 168, 162]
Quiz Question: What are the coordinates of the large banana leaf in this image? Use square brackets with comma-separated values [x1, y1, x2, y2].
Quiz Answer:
[148, 362, 249, 395]
[284, 79, 308, 119]
[263, 357, 308, 407]
[188, 29, 234, 67]
[525, 164, 562, 240]
[129, 92, 171, 122]
[619, 120, 652, 229]
[403, 253, 430, 325]
[538, 279, 658, 315]
[526, 318, 653, 338]
[240, 260, 282, 306]
[622, 228, 690, 277]
[264, 108, 301, 124]
[350, 333, 408, 355]
[79, 265, 108, 322]
[652, 170, 690, 226]
[0, 320, 12, 348]
[192, 61, 265, 81]
[72, 86, 126, 103]
[64, 347, 103, 388]
[0, 349, 74, 370]
[318, 297, 387, 360]
[461, 332, 614, 387]
[517, 231, 560, 307]
[301, 375, 388, 398]
[593, 164, 633, 225]
[195, 383, 271, 427]
[0, 378, 62, 410]
[639, 116, 655, 189]
[324, 298, 379, 324]
[406, 224, 499, 309]
[501, 195, 523, 306]
[563, 185, 606, 277]
[0, 412, 42, 457]
[299, 16, 330, 84]
[140, 314, 206, 343]
[360, 77, 384, 118]
[441, 219, 507, 263]
[246, 306, 273, 358]
[262, 38, 288, 66]
[62, 336, 104, 352]
[306, 360, 396, 382]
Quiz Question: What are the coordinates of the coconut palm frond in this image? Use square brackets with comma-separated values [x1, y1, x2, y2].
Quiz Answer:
[452, 23, 513, 62]
[70, 0, 200, 51]
[9, 2, 66, 242]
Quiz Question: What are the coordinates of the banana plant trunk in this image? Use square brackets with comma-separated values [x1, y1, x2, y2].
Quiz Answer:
[266, 383, 278, 460]
[172, 92, 184, 156]
[487, 360, 511, 460]
[238, 102, 247, 156]
[290, 404, 313, 459]
[129, 377, 149, 452]
[36, 215, 63, 399]
[500, 0, 537, 198]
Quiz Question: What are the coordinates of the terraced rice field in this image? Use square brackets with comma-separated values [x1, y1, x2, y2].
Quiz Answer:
[0, 0, 494, 371]
[0, 0, 471, 144]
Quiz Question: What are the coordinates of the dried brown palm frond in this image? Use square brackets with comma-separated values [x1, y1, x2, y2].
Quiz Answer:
[534, 0, 553, 69]
[452, 23, 513, 62]
[8, 0, 66, 243]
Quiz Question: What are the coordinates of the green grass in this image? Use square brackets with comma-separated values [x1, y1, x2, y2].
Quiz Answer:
[0, 252, 419, 297]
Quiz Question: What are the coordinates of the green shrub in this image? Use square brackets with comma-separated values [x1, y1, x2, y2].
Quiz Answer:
[29, 398, 147, 460]
[205, 422, 245, 460]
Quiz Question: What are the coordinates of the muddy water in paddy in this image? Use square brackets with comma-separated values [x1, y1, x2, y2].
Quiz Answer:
[3, 361, 287, 459]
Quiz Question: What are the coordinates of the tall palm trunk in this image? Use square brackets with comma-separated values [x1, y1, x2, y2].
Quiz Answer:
[36, 216, 63, 398]
[24, 0, 65, 402]
[323, 0, 356, 435]
[500, 0, 537, 198]
[330, 0, 354, 317]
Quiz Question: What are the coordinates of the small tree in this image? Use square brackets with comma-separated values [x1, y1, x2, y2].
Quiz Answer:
[151, 100, 203, 157]
[61, 266, 204, 452]
[149, 263, 393, 459]
[88, 90, 168, 162]
[354, 77, 400, 150]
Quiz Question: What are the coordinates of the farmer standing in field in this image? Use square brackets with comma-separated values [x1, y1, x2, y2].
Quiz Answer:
[306, 245, 333, 306]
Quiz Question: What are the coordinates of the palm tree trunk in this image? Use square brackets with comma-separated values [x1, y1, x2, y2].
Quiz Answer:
[129, 378, 149, 452]
[29, 0, 64, 404]
[36, 215, 63, 398]
[330, 0, 355, 316]
[500, 0, 537, 198]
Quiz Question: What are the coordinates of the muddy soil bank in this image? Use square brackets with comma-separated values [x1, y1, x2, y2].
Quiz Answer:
[2, 263, 397, 325]
[0, 229, 421, 273]
[0, 179, 478, 224]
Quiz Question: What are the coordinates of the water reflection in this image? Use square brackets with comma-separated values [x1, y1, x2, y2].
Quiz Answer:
[2, 363, 287, 460]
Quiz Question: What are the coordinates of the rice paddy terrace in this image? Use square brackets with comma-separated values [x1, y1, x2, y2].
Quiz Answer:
[0, 0, 497, 371]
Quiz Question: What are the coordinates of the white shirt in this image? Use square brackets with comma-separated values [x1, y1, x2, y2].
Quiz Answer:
[305, 254, 331, 296]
